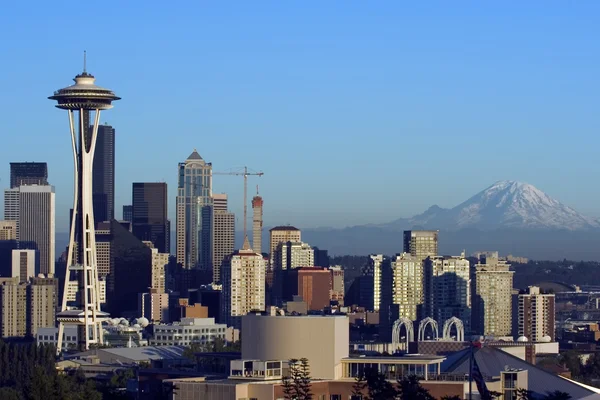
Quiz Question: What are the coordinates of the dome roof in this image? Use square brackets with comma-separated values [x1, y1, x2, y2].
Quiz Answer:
[517, 336, 529, 342]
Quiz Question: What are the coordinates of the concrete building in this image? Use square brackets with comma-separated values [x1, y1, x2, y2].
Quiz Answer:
[139, 289, 169, 323]
[241, 314, 349, 380]
[519, 286, 555, 342]
[3, 189, 20, 238]
[269, 226, 300, 265]
[428, 254, 471, 332]
[27, 277, 56, 337]
[330, 266, 344, 306]
[212, 193, 235, 283]
[143, 241, 168, 293]
[92, 124, 115, 224]
[95, 222, 112, 278]
[252, 195, 263, 255]
[403, 230, 439, 261]
[363, 254, 383, 311]
[11, 249, 36, 282]
[0, 220, 17, 240]
[67, 278, 106, 305]
[132, 182, 170, 254]
[151, 317, 227, 346]
[221, 238, 266, 329]
[16, 185, 55, 275]
[10, 162, 48, 188]
[176, 150, 213, 269]
[392, 252, 424, 321]
[122, 205, 132, 222]
[472, 252, 514, 337]
[274, 241, 314, 270]
[285, 267, 331, 311]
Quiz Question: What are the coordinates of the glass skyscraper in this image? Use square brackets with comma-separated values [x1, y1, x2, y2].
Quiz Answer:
[176, 150, 212, 269]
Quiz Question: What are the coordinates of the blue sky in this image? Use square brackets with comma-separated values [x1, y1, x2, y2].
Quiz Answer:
[1, 1, 599, 231]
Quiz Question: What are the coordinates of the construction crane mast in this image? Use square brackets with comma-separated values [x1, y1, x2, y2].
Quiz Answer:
[213, 166, 264, 238]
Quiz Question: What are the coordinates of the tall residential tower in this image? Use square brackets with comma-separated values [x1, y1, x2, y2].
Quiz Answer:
[252, 194, 263, 254]
[92, 124, 115, 223]
[212, 194, 234, 283]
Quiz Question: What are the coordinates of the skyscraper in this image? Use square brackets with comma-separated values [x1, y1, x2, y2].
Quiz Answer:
[391, 252, 424, 321]
[10, 162, 48, 188]
[252, 194, 263, 254]
[122, 205, 133, 222]
[4, 189, 20, 238]
[221, 237, 265, 329]
[274, 241, 314, 270]
[132, 183, 169, 253]
[472, 252, 514, 337]
[92, 124, 115, 223]
[269, 226, 301, 265]
[17, 185, 55, 275]
[518, 286, 555, 342]
[0, 221, 17, 241]
[11, 249, 36, 283]
[403, 230, 439, 261]
[0, 278, 26, 338]
[212, 194, 234, 283]
[176, 150, 212, 269]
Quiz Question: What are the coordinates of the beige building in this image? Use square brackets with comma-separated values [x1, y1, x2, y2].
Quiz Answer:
[11, 249, 36, 283]
[429, 254, 471, 331]
[143, 241, 168, 293]
[139, 289, 169, 323]
[403, 230, 438, 261]
[0, 220, 17, 240]
[241, 314, 349, 380]
[519, 286, 555, 342]
[222, 238, 266, 328]
[252, 195, 263, 255]
[369, 254, 384, 312]
[330, 266, 344, 306]
[472, 253, 514, 337]
[274, 241, 314, 270]
[269, 226, 301, 265]
[392, 253, 424, 321]
[27, 277, 56, 337]
[212, 193, 235, 283]
[67, 278, 106, 305]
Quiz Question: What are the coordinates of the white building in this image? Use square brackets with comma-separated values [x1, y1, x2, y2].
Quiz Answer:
[0, 220, 17, 240]
[369, 254, 383, 312]
[139, 290, 169, 323]
[67, 278, 106, 304]
[221, 237, 266, 329]
[11, 249, 36, 283]
[275, 241, 314, 270]
[392, 253, 424, 321]
[518, 286, 555, 342]
[269, 226, 301, 266]
[428, 254, 471, 331]
[143, 241, 168, 293]
[151, 318, 228, 346]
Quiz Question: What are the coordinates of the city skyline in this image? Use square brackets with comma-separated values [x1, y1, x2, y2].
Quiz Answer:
[2, 2, 600, 232]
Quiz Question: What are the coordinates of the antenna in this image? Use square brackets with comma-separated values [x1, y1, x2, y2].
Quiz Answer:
[256, 184, 259, 195]
[83, 50, 87, 73]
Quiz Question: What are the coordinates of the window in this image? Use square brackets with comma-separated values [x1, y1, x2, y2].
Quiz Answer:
[330, 396, 341, 400]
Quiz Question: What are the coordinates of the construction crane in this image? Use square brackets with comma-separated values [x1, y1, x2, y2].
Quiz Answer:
[213, 166, 264, 238]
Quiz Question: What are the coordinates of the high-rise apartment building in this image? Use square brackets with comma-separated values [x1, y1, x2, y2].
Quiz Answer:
[274, 241, 314, 270]
[176, 150, 213, 269]
[363, 254, 383, 312]
[285, 267, 331, 311]
[329, 266, 344, 306]
[0, 221, 17, 240]
[122, 205, 133, 222]
[221, 237, 266, 329]
[472, 253, 514, 337]
[17, 185, 55, 275]
[391, 253, 424, 321]
[27, 277, 56, 337]
[269, 226, 301, 265]
[518, 286, 555, 342]
[92, 124, 115, 223]
[212, 194, 235, 283]
[4, 189, 20, 238]
[427, 254, 471, 331]
[10, 162, 48, 188]
[11, 249, 36, 283]
[403, 230, 439, 261]
[143, 241, 169, 293]
[252, 195, 263, 254]
[95, 222, 112, 278]
[132, 182, 169, 254]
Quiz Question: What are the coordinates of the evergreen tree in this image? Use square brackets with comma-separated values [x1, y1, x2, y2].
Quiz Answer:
[297, 358, 312, 400]
[543, 391, 572, 400]
[396, 375, 433, 400]
[283, 358, 299, 400]
[516, 388, 535, 400]
[351, 372, 368, 400]
[364, 366, 398, 400]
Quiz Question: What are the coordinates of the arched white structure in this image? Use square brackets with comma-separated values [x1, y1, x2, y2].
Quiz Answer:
[392, 317, 414, 350]
[442, 317, 464, 342]
[418, 317, 439, 341]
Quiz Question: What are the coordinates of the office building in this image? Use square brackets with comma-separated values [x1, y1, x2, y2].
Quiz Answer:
[16, 185, 55, 275]
[27, 276, 56, 337]
[67, 278, 106, 305]
[176, 150, 213, 269]
[143, 241, 168, 293]
[274, 241, 314, 270]
[403, 230, 439, 261]
[92, 124, 115, 223]
[0, 240, 37, 279]
[0, 221, 16, 240]
[391, 252, 424, 321]
[252, 195, 263, 254]
[95, 222, 112, 278]
[122, 205, 133, 222]
[330, 266, 344, 306]
[4, 188, 20, 237]
[313, 247, 330, 268]
[10, 162, 48, 188]
[518, 286, 555, 342]
[285, 267, 331, 311]
[150, 317, 227, 346]
[269, 226, 301, 264]
[212, 194, 235, 283]
[132, 182, 169, 253]
[139, 289, 169, 323]
[428, 254, 471, 332]
[472, 252, 514, 337]
[11, 249, 36, 283]
[221, 237, 266, 329]
[363, 254, 383, 311]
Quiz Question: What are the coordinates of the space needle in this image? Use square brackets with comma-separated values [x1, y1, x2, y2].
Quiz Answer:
[49, 53, 120, 352]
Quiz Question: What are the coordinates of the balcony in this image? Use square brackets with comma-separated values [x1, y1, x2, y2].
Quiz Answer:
[230, 359, 285, 380]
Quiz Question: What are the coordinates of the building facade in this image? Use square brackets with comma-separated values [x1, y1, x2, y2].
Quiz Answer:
[269, 226, 301, 265]
[122, 205, 132, 222]
[252, 195, 263, 254]
[403, 230, 439, 261]
[392, 253, 424, 321]
[285, 267, 331, 311]
[221, 238, 266, 329]
[330, 266, 344, 306]
[132, 182, 169, 254]
[10, 162, 48, 188]
[11, 249, 36, 283]
[518, 286, 555, 342]
[176, 150, 213, 269]
[143, 241, 168, 293]
[139, 289, 169, 323]
[472, 253, 514, 337]
[0, 220, 17, 240]
[151, 317, 227, 346]
[92, 124, 115, 224]
[274, 241, 314, 270]
[212, 194, 235, 283]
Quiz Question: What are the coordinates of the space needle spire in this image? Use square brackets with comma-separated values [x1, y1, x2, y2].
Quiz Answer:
[49, 54, 120, 352]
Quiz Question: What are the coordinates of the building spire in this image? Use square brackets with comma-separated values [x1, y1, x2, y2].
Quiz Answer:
[83, 50, 87, 73]
[242, 235, 252, 251]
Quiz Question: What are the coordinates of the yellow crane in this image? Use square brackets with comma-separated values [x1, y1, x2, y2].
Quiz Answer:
[213, 166, 264, 238]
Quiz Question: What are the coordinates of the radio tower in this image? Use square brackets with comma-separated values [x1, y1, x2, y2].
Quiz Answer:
[49, 53, 120, 352]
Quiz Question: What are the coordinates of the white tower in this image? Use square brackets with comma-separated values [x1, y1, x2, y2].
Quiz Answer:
[49, 53, 120, 352]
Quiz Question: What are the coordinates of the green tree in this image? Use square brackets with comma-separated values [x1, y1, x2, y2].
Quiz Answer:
[297, 358, 312, 400]
[0, 387, 20, 400]
[516, 388, 535, 400]
[544, 391, 572, 400]
[364, 367, 398, 400]
[396, 375, 433, 400]
[282, 358, 299, 400]
[282, 358, 312, 400]
[559, 350, 582, 377]
[351, 372, 368, 400]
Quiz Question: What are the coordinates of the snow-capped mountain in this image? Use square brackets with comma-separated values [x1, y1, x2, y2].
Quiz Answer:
[390, 180, 600, 231]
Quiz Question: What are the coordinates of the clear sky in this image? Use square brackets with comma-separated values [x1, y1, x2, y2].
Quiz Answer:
[1, 1, 599, 231]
